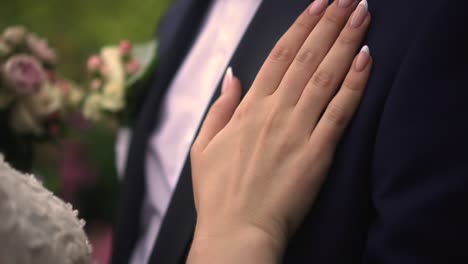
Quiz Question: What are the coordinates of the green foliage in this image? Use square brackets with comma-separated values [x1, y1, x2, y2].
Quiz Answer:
[0, 0, 173, 82]
[124, 39, 159, 126]
[78, 124, 120, 223]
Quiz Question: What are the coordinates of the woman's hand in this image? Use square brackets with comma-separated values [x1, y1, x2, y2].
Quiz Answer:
[189, 0, 372, 263]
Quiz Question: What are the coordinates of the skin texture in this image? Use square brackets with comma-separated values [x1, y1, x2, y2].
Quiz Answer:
[188, 0, 372, 263]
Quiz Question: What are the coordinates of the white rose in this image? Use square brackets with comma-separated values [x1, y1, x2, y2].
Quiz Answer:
[82, 93, 102, 121]
[99, 47, 126, 112]
[67, 87, 84, 107]
[99, 81, 125, 112]
[23, 82, 63, 118]
[100, 47, 125, 88]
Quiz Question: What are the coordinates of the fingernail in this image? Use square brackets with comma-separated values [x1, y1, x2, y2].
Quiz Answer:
[222, 67, 233, 94]
[338, 0, 355, 8]
[308, 0, 328, 15]
[351, 0, 368, 28]
[355, 45, 370, 72]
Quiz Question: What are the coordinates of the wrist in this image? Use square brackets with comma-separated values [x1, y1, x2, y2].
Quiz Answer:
[188, 224, 286, 264]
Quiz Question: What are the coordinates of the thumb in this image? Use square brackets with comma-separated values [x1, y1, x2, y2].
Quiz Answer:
[194, 67, 242, 151]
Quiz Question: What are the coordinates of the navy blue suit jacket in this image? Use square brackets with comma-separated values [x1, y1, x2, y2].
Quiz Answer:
[112, 0, 468, 263]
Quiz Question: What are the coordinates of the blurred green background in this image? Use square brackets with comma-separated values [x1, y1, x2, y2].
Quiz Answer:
[0, 0, 173, 82]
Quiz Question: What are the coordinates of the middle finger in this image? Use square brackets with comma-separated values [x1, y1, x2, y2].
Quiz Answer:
[273, 0, 359, 106]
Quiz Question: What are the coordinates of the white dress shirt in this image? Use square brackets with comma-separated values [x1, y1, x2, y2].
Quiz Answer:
[119, 1, 263, 263]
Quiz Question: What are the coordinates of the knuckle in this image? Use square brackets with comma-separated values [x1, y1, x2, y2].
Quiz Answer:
[262, 108, 286, 133]
[322, 12, 341, 26]
[326, 103, 349, 127]
[306, 147, 321, 164]
[277, 138, 297, 155]
[338, 32, 359, 46]
[342, 80, 362, 92]
[278, 130, 304, 153]
[295, 49, 318, 67]
[233, 100, 253, 121]
[269, 43, 294, 63]
[311, 70, 334, 88]
[294, 17, 315, 32]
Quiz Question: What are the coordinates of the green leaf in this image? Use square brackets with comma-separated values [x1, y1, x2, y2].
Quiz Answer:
[126, 39, 158, 88]
[121, 39, 159, 127]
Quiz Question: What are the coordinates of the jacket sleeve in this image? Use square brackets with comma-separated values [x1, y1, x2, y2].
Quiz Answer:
[365, 1, 468, 262]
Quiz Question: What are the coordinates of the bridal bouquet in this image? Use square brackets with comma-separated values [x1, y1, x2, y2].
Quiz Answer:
[0, 26, 83, 170]
[0, 26, 158, 170]
[0, 26, 83, 137]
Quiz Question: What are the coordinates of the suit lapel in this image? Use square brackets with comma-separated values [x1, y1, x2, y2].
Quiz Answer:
[148, 0, 312, 263]
[111, 0, 212, 263]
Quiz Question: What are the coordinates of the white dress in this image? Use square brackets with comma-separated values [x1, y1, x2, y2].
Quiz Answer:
[0, 156, 91, 264]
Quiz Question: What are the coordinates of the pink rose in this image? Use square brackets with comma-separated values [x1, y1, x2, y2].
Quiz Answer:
[90, 79, 102, 90]
[87, 55, 102, 73]
[26, 33, 57, 65]
[2, 55, 44, 95]
[119, 40, 132, 56]
[126, 59, 140, 75]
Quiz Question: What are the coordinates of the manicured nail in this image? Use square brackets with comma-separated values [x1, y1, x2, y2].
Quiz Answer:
[308, 0, 328, 15]
[338, 0, 355, 8]
[351, 0, 368, 28]
[355, 45, 370, 72]
[222, 67, 233, 94]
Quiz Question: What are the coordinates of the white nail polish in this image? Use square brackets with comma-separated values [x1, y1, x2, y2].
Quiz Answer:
[226, 67, 233, 82]
[360, 45, 370, 56]
[350, 0, 369, 28]
[355, 45, 371, 72]
[222, 67, 233, 94]
[359, 0, 368, 10]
